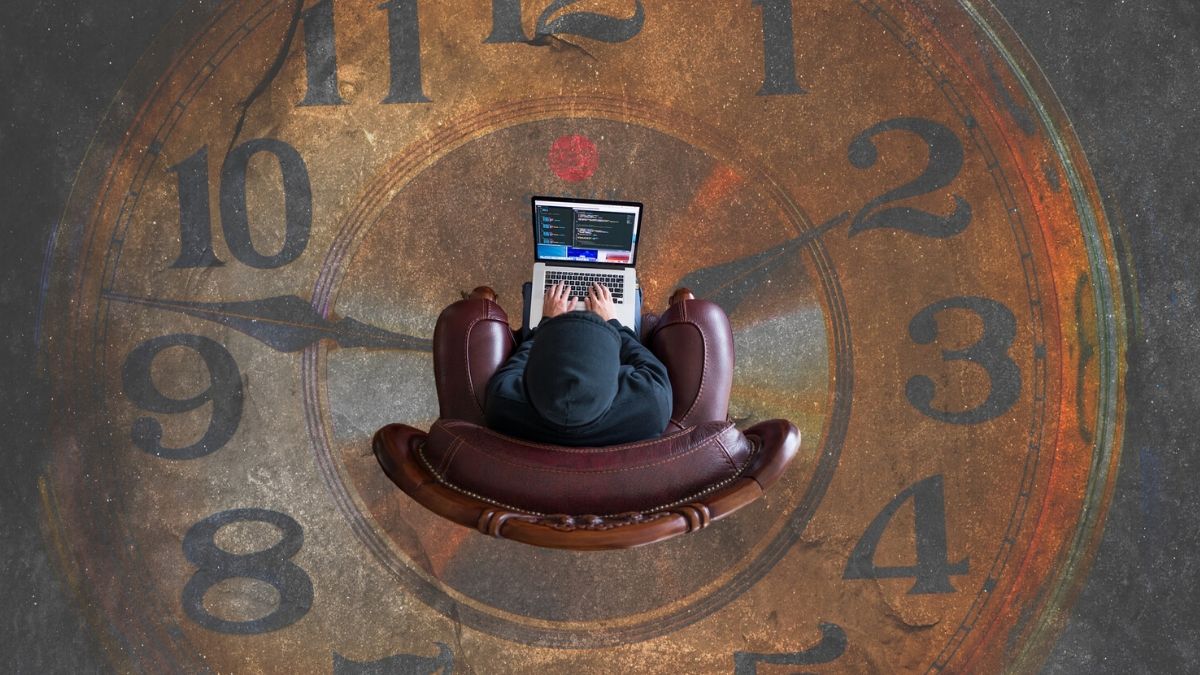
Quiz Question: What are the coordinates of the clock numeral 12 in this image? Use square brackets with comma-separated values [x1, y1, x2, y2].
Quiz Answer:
[300, 0, 804, 104]
[168, 138, 313, 270]
[843, 474, 969, 594]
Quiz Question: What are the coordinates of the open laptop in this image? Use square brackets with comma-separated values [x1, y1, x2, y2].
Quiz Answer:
[529, 196, 642, 330]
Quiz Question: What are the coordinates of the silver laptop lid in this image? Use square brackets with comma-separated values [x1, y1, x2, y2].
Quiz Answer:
[531, 196, 642, 268]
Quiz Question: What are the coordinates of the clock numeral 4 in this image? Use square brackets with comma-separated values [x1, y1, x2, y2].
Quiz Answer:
[844, 474, 969, 594]
[907, 296, 1021, 425]
[182, 509, 314, 634]
[168, 139, 313, 270]
[122, 334, 243, 460]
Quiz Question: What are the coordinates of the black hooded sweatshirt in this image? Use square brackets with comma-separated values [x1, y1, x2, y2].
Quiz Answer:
[484, 311, 673, 446]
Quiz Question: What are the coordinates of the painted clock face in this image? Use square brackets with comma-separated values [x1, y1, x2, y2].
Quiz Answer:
[42, 0, 1126, 672]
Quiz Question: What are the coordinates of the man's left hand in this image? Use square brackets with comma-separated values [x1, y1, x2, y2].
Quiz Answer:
[542, 282, 577, 319]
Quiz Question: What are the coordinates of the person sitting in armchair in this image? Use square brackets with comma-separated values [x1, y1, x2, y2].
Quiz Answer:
[484, 282, 673, 446]
[430, 281, 735, 446]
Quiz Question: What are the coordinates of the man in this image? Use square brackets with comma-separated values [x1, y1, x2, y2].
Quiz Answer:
[429, 282, 734, 446]
[484, 282, 673, 446]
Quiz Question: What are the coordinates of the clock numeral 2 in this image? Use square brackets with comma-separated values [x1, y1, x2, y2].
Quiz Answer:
[907, 296, 1021, 425]
[168, 139, 313, 270]
[844, 474, 969, 594]
[122, 334, 243, 460]
[183, 509, 314, 634]
[848, 117, 971, 238]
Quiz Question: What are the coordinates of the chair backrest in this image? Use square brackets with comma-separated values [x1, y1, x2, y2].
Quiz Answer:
[420, 419, 755, 516]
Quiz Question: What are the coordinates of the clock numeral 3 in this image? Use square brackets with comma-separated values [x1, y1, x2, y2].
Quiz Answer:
[122, 334, 243, 460]
[907, 296, 1021, 425]
[168, 139, 313, 270]
[844, 474, 969, 594]
[848, 117, 971, 238]
[182, 509, 314, 635]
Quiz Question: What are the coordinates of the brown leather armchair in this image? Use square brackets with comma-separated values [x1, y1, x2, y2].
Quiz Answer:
[373, 288, 800, 550]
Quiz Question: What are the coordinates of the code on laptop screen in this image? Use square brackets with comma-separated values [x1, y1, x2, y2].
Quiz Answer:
[533, 199, 640, 265]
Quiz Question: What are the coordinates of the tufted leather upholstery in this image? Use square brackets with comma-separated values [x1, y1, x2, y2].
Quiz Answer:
[420, 419, 753, 515]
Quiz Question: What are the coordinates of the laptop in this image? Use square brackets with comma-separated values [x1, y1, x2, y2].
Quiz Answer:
[529, 195, 642, 330]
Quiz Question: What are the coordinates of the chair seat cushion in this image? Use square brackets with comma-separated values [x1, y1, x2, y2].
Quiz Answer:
[418, 419, 756, 516]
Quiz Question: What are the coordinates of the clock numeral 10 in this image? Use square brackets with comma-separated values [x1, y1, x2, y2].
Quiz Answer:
[182, 509, 314, 634]
[299, 0, 806, 105]
[168, 138, 313, 270]
[843, 474, 969, 594]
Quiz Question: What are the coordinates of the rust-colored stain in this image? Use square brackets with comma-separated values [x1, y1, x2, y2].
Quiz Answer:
[39, 0, 1125, 672]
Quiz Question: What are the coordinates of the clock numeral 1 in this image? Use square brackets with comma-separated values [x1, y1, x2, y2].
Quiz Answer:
[168, 139, 313, 270]
[843, 475, 969, 594]
[752, 0, 807, 95]
[907, 296, 1021, 425]
[122, 334, 243, 460]
[182, 509, 314, 635]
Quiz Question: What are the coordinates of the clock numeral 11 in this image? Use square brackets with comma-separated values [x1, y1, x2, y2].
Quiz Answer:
[168, 138, 313, 270]
[299, 0, 806, 106]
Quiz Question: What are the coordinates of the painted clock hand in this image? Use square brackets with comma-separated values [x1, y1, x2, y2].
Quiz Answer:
[103, 292, 432, 353]
[674, 210, 849, 313]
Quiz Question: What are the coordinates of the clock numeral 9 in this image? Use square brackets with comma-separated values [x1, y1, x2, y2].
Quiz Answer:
[122, 334, 243, 460]
[844, 474, 969, 594]
[182, 509, 314, 634]
[848, 117, 972, 238]
[907, 296, 1021, 425]
[168, 138, 313, 270]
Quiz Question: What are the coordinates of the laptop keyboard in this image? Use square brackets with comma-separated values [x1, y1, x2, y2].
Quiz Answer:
[544, 270, 625, 303]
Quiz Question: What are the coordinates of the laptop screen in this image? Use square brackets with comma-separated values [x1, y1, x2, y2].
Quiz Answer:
[532, 196, 642, 267]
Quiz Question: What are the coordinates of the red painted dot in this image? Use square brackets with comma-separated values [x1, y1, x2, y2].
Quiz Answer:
[548, 134, 598, 183]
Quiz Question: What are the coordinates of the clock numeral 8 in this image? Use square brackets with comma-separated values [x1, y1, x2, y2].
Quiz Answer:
[906, 296, 1021, 425]
[182, 509, 314, 635]
[168, 138, 313, 270]
[122, 334, 243, 460]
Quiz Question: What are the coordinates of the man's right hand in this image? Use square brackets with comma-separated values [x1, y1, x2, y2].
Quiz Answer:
[585, 282, 618, 322]
[542, 282, 577, 319]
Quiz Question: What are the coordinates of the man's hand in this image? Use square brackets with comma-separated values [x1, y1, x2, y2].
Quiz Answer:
[542, 282, 577, 319]
[585, 282, 618, 322]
